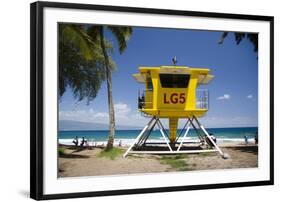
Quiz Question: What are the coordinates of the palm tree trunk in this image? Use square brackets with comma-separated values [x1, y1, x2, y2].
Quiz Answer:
[99, 27, 115, 150]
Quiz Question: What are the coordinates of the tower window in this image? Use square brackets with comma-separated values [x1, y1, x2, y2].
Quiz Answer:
[146, 76, 153, 91]
[159, 74, 190, 88]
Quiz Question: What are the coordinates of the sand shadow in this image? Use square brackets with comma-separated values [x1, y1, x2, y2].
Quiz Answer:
[59, 144, 94, 153]
[59, 153, 90, 159]
[135, 145, 205, 151]
[72, 147, 87, 153]
[59, 168, 65, 172]
[228, 145, 258, 154]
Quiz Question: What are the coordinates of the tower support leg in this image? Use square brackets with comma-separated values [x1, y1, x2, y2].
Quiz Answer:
[193, 116, 229, 159]
[156, 120, 173, 152]
[177, 126, 190, 151]
[175, 119, 190, 143]
[136, 118, 157, 147]
[123, 116, 228, 159]
[123, 116, 156, 158]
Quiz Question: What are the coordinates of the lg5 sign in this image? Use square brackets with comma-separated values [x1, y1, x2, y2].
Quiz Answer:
[163, 93, 186, 104]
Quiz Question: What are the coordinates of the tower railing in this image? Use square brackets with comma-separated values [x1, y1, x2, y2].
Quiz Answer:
[138, 89, 153, 110]
[196, 89, 209, 110]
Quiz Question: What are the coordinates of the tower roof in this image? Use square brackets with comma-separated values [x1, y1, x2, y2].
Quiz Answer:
[133, 66, 214, 85]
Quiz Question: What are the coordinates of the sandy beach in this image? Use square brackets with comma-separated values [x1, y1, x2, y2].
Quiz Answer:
[58, 142, 258, 178]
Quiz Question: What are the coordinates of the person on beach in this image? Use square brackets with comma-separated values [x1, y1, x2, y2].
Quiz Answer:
[205, 133, 216, 147]
[138, 93, 145, 109]
[255, 132, 258, 144]
[80, 137, 87, 147]
[72, 136, 79, 147]
[209, 133, 217, 143]
[244, 135, 248, 145]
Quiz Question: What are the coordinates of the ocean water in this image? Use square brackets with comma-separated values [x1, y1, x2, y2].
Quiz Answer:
[58, 127, 258, 146]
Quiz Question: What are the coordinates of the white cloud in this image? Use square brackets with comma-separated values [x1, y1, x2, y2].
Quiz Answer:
[114, 103, 131, 117]
[59, 110, 87, 119]
[94, 112, 108, 118]
[59, 108, 107, 124]
[217, 94, 231, 100]
[59, 102, 148, 128]
[247, 94, 253, 99]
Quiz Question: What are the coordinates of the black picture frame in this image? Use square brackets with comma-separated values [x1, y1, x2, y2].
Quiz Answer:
[30, 1, 274, 200]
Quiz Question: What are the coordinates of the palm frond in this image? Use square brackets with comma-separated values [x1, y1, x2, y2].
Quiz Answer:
[59, 24, 132, 103]
[59, 24, 115, 102]
[107, 26, 133, 53]
[218, 32, 228, 44]
[60, 24, 96, 60]
[218, 31, 258, 53]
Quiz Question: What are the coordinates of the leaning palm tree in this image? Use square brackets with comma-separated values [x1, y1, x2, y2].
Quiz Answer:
[87, 26, 133, 149]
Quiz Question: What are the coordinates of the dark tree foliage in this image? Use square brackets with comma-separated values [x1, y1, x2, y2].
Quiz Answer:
[59, 24, 114, 104]
[219, 32, 258, 53]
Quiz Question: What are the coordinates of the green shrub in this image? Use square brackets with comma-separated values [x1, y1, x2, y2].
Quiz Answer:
[98, 147, 123, 160]
[160, 155, 190, 171]
[58, 147, 65, 156]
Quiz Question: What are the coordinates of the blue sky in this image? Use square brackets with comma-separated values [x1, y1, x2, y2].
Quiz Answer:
[59, 27, 258, 128]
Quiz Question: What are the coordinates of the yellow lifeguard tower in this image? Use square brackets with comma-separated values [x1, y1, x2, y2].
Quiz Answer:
[123, 65, 227, 158]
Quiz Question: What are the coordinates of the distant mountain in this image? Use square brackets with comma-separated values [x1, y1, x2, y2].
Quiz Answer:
[59, 120, 141, 131]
